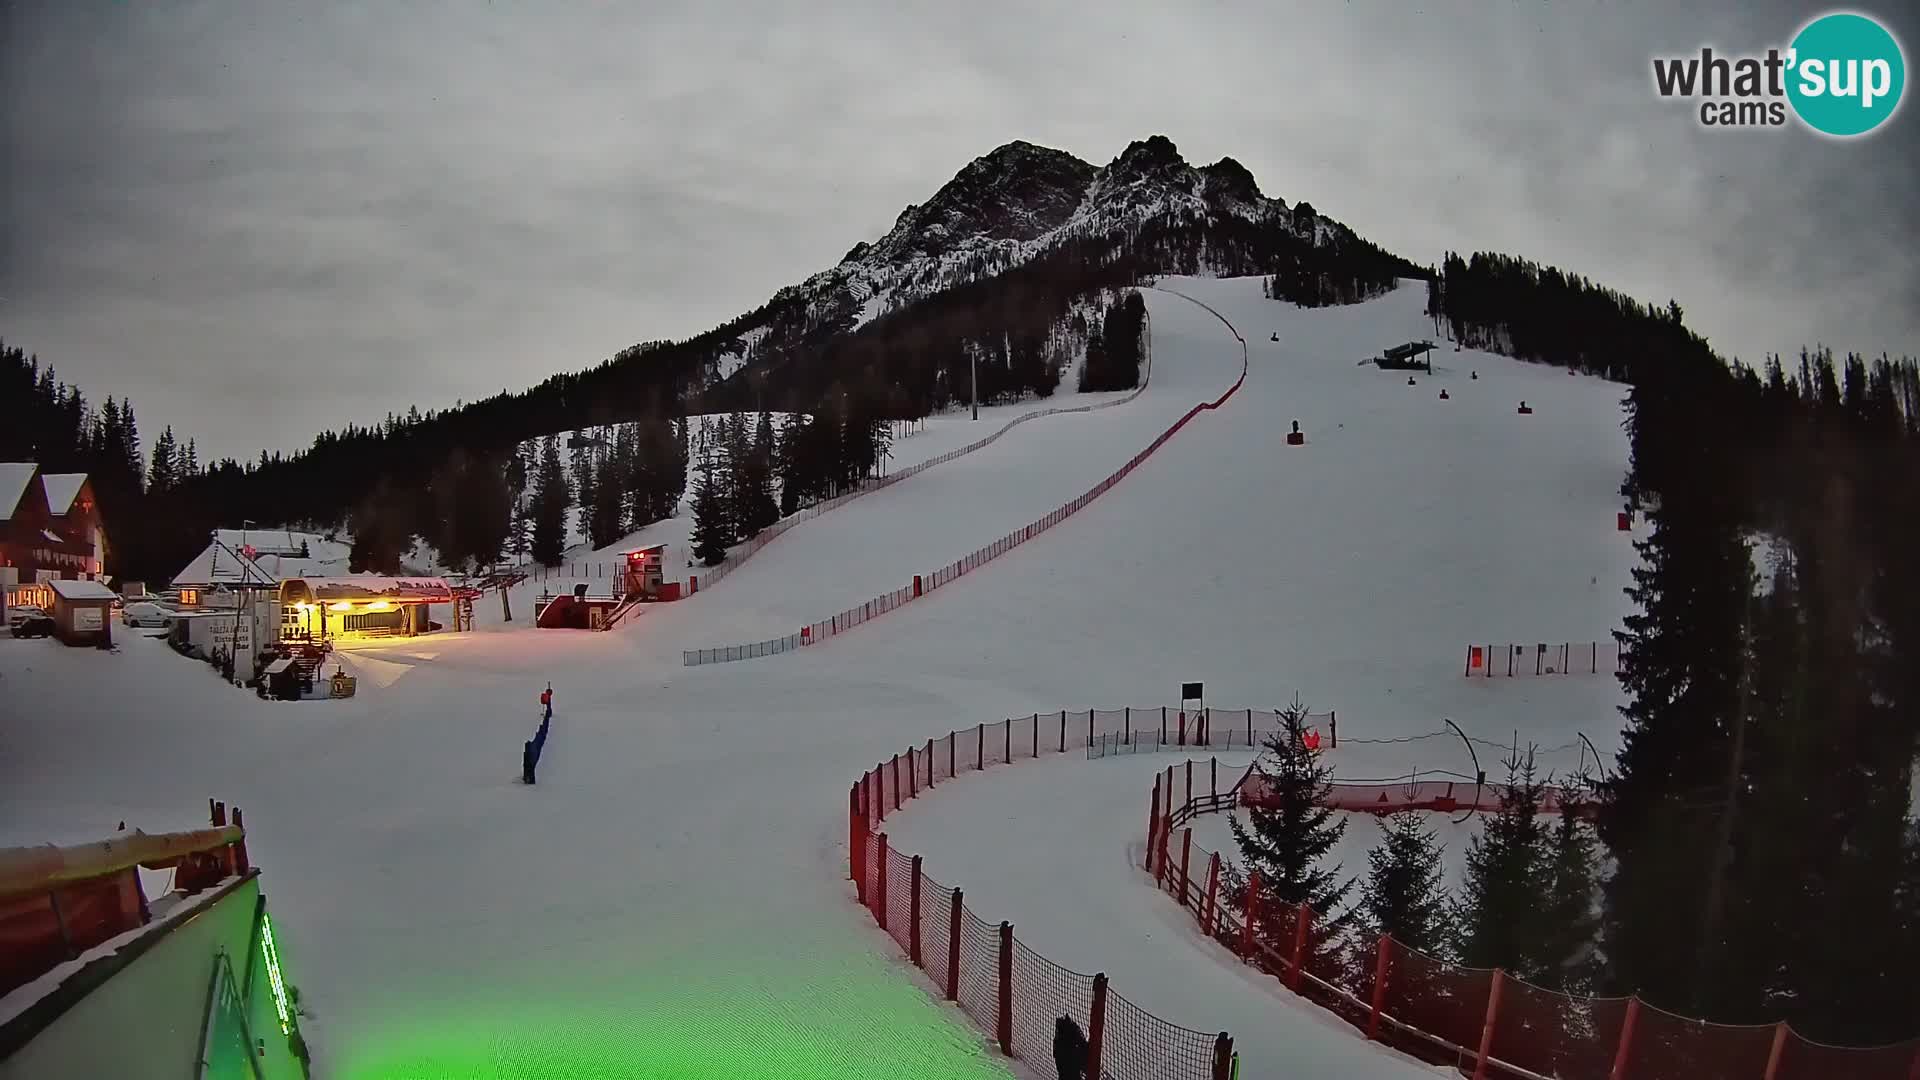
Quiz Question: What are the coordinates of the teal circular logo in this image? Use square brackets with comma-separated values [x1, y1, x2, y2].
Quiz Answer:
[1787, 12, 1906, 137]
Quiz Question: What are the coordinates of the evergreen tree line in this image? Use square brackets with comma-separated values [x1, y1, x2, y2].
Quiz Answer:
[1227, 702, 1600, 1001]
[1426, 254, 1920, 1044]
[1080, 292, 1147, 392]
[688, 407, 892, 566]
[1262, 202, 1411, 307]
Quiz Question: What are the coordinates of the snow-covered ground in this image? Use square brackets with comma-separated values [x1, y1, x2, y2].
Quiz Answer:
[0, 275, 1637, 1078]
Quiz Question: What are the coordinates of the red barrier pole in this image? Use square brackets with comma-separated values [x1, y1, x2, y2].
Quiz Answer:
[1186, 760, 1193, 805]
[875, 838, 890, 929]
[1162, 706, 1168, 745]
[1472, 969, 1505, 1080]
[1180, 829, 1193, 905]
[1290, 902, 1312, 991]
[1367, 935, 1391, 1040]
[1032, 713, 1039, 758]
[1211, 757, 1218, 799]
[1241, 873, 1262, 956]
[946, 889, 964, 1000]
[1124, 707, 1131, 745]
[909, 855, 924, 966]
[1004, 719, 1011, 763]
[849, 784, 862, 892]
[892, 755, 902, 811]
[1088, 710, 1095, 747]
[1331, 710, 1338, 749]
[1607, 997, 1641, 1080]
[1763, 1023, 1789, 1080]
[1059, 710, 1066, 753]
[1148, 775, 1161, 872]
[1203, 853, 1221, 934]
[948, 730, 956, 778]
[997, 922, 1014, 1055]
[977, 723, 984, 769]
[926, 739, 936, 788]
[907, 746, 918, 799]
[1086, 973, 1109, 1079]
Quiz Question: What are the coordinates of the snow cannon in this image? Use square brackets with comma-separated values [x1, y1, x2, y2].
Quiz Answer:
[1471, 370, 1479, 380]
[1269, 332, 1278, 342]
[1439, 388, 1451, 400]
[1518, 401, 1533, 415]
[1286, 420, 1305, 446]
[1407, 375, 1417, 386]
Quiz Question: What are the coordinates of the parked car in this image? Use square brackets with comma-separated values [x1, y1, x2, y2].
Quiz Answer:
[122, 601, 176, 628]
[9, 607, 54, 638]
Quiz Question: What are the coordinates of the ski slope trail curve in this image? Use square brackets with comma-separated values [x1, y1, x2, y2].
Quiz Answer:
[665, 287, 1248, 656]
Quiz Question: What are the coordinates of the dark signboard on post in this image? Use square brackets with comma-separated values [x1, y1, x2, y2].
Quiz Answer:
[1181, 682, 1203, 700]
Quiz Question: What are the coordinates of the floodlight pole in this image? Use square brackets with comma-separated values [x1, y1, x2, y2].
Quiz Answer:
[971, 349, 978, 421]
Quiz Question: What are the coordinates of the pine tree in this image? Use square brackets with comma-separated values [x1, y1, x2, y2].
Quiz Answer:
[147, 426, 178, 494]
[182, 439, 199, 478]
[530, 435, 570, 566]
[1358, 810, 1452, 955]
[571, 437, 597, 543]
[1537, 797, 1601, 993]
[1454, 750, 1552, 979]
[688, 453, 734, 566]
[1228, 696, 1354, 958]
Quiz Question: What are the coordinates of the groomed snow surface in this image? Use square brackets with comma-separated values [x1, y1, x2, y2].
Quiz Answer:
[0, 276, 1637, 1078]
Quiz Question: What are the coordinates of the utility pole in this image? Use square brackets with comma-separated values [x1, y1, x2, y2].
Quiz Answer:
[1695, 582, 1755, 1012]
[971, 347, 978, 421]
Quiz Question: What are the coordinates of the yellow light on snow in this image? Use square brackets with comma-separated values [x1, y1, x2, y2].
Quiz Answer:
[368, 600, 393, 612]
[329, 601, 353, 612]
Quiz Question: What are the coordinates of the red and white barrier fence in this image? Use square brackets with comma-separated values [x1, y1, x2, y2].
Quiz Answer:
[686, 289, 1245, 665]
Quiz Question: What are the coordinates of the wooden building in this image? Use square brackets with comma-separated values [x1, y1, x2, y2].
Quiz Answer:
[47, 578, 116, 648]
[1, 464, 108, 612]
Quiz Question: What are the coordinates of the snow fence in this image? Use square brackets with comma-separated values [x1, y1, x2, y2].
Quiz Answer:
[1146, 773, 1920, 1080]
[686, 289, 1244, 665]
[850, 709, 1249, 1080]
[1465, 641, 1624, 678]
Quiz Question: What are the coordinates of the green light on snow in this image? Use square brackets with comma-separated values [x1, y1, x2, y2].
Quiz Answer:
[260, 913, 293, 1036]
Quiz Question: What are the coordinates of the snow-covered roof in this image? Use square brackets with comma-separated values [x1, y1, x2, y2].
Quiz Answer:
[171, 540, 282, 588]
[48, 578, 116, 602]
[0, 463, 36, 521]
[39, 473, 87, 515]
[281, 575, 454, 603]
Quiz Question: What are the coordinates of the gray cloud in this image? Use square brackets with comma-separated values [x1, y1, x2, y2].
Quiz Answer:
[2, 0, 1914, 460]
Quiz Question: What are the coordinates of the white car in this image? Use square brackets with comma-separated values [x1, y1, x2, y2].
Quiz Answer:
[122, 601, 176, 628]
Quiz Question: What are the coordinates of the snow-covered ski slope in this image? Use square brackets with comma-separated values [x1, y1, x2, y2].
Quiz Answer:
[0, 276, 1636, 1079]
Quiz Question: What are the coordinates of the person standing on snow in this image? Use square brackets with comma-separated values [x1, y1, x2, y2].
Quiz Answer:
[1053, 1015, 1089, 1080]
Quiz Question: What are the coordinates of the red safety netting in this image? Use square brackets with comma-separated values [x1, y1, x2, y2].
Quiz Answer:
[919, 871, 955, 1000]
[955, 907, 1001, 1036]
[1101, 986, 1221, 1080]
[1008, 939, 1098, 1066]
[1776, 1031, 1920, 1080]
[1623, 999, 1776, 1080]
[885, 856, 914, 956]
[1489, 975, 1630, 1080]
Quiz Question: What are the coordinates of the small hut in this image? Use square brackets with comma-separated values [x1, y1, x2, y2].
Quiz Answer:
[47, 578, 115, 648]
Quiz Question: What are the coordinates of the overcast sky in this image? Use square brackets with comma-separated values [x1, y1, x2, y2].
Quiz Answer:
[3, 1, 1914, 462]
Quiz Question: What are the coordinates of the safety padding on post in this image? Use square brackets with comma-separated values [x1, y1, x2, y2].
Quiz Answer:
[1290, 901, 1312, 991]
[874, 838, 889, 930]
[1368, 935, 1391, 1040]
[1473, 969, 1506, 1080]
[946, 888, 964, 1001]
[909, 855, 924, 966]
[913, 574, 923, 597]
[1086, 972, 1109, 1079]
[1240, 873, 1262, 956]
[997, 921, 1014, 1056]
